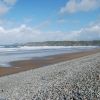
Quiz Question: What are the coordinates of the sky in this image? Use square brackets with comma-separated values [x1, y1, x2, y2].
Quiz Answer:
[0, 0, 100, 44]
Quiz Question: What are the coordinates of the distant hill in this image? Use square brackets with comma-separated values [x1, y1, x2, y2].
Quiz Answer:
[21, 40, 100, 46]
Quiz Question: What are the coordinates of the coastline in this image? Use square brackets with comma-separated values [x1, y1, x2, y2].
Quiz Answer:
[0, 50, 100, 99]
[0, 48, 100, 77]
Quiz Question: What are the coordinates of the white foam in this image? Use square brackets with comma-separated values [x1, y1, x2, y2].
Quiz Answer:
[0, 46, 98, 53]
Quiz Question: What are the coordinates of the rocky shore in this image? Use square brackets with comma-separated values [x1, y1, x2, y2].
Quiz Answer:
[0, 53, 100, 100]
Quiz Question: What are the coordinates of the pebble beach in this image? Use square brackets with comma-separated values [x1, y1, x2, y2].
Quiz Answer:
[0, 52, 100, 100]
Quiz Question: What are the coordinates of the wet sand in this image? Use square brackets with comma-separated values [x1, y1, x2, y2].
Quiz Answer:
[0, 48, 100, 77]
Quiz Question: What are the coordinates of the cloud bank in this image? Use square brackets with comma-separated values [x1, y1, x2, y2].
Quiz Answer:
[60, 0, 100, 14]
[0, 23, 100, 44]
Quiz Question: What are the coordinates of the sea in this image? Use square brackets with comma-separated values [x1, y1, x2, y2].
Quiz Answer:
[0, 45, 99, 67]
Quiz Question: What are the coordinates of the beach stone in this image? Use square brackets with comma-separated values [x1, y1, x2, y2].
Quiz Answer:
[0, 97, 7, 100]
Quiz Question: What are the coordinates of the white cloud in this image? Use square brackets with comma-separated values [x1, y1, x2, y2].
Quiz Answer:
[0, 4, 9, 15]
[3, 0, 17, 5]
[69, 24, 100, 40]
[60, 0, 100, 14]
[0, 22, 100, 44]
[0, 24, 43, 44]
[0, 0, 17, 15]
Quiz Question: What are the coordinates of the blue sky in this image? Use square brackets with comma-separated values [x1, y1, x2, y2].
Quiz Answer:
[0, 0, 100, 44]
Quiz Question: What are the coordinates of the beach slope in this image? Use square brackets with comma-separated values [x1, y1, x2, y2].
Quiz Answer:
[0, 52, 100, 99]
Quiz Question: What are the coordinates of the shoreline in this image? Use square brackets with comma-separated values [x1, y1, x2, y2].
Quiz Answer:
[0, 48, 100, 77]
[0, 50, 100, 99]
